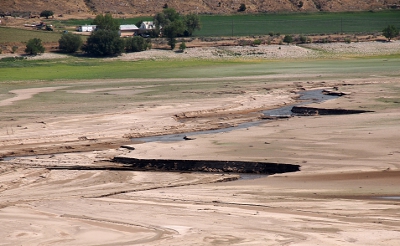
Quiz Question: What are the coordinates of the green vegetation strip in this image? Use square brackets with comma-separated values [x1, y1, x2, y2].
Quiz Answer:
[196, 11, 400, 36]
[49, 10, 400, 37]
[1, 56, 400, 82]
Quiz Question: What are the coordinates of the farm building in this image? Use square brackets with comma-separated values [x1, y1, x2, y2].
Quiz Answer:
[77, 25, 97, 32]
[119, 24, 139, 37]
[76, 23, 154, 36]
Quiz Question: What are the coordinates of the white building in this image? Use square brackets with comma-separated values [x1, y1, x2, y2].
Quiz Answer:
[139, 21, 155, 30]
[77, 25, 97, 32]
[119, 24, 139, 37]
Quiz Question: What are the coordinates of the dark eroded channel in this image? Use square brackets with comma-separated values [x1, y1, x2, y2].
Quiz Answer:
[291, 106, 374, 116]
[112, 157, 300, 175]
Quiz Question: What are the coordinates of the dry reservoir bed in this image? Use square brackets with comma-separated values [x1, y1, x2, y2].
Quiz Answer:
[1, 42, 400, 245]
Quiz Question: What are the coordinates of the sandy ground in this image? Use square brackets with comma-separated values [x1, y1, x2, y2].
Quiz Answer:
[1, 42, 400, 245]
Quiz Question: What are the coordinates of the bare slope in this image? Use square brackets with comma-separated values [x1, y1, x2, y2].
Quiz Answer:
[0, 0, 399, 16]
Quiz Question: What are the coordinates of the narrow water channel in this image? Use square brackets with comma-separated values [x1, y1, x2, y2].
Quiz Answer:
[132, 89, 339, 143]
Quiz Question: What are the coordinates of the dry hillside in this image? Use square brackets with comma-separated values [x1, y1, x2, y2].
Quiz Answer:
[0, 0, 399, 17]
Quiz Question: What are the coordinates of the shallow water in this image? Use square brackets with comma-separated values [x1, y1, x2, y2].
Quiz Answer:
[375, 196, 400, 200]
[132, 89, 338, 143]
[263, 89, 337, 117]
[239, 173, 268, 180]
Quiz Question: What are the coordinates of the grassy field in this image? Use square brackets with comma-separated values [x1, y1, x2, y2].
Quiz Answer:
[1, 55, 400, 82]
[0, 26, 62, 43]
[48, 10, 400, 37]
[195, 10, 400, 36]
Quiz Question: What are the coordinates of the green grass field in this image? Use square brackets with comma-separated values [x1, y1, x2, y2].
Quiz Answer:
[48, 10, 400, 37]
[0, 26, 62, 43]
[1, 56, 400, 82]
[196, 10, 400, 36]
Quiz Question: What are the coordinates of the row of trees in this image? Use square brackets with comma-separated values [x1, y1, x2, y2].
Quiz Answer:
[25, 32, 150, 55]
[58, 32, 151, 56]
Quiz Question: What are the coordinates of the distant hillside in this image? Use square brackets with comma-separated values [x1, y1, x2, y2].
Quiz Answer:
[0, 0, 399, 17]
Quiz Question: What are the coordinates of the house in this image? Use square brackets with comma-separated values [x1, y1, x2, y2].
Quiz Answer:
[77, 25, 97, 32]
[119, 24, 139, 37]
[139, 21, 155, 30]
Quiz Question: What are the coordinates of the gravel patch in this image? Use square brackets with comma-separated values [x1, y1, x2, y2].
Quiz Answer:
[1, 41, 399, 61]
[302, 40, 400, 56]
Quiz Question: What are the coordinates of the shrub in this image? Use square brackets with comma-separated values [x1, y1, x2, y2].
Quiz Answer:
[125, 36, 151, 52]
[382, 25, 399, 41]
[253, 39, 262, 46]
[283, 35, 293, 44]
[179, 41, 186, 51]
[238, 3, 246, 12]
[299, 35, 307, 44]
[25, 38, 45, 55]
[0, 56, 26, 62]
[58, 33, 83, 53]
[344, 37, 351, 43]
[168, 38, 177, 50]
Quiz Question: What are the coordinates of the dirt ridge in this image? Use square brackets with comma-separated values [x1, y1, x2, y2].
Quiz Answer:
[0, 0, 399, 17]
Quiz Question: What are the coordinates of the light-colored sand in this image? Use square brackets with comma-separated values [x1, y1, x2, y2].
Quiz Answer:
[1, 42, 400, 245]
[0, 86, 69, 106]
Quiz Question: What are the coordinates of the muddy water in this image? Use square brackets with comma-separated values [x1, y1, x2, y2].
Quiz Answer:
[132, 89, 338, 143]
[376, 196, 400, 200]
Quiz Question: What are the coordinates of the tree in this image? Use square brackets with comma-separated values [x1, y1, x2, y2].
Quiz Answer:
[283, 35, 293, 44]
[25, 38, 45, 55]
[83, 14, 124, 56]
[82, 29, 124, 56]
[154, 8, 201, 49]
[40, 10, 54, 19]
[125, 36, 151, 52]
[163, 19, 185, 39]
[135, 20, 143, 29]
[58, 33, 83, 53]
[382, 25, 399, 41]
[238, 3, 246, 12]
[184, 14, 201, 37]
[154, 8, 180, 30]
[92, 13, 120, 31]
